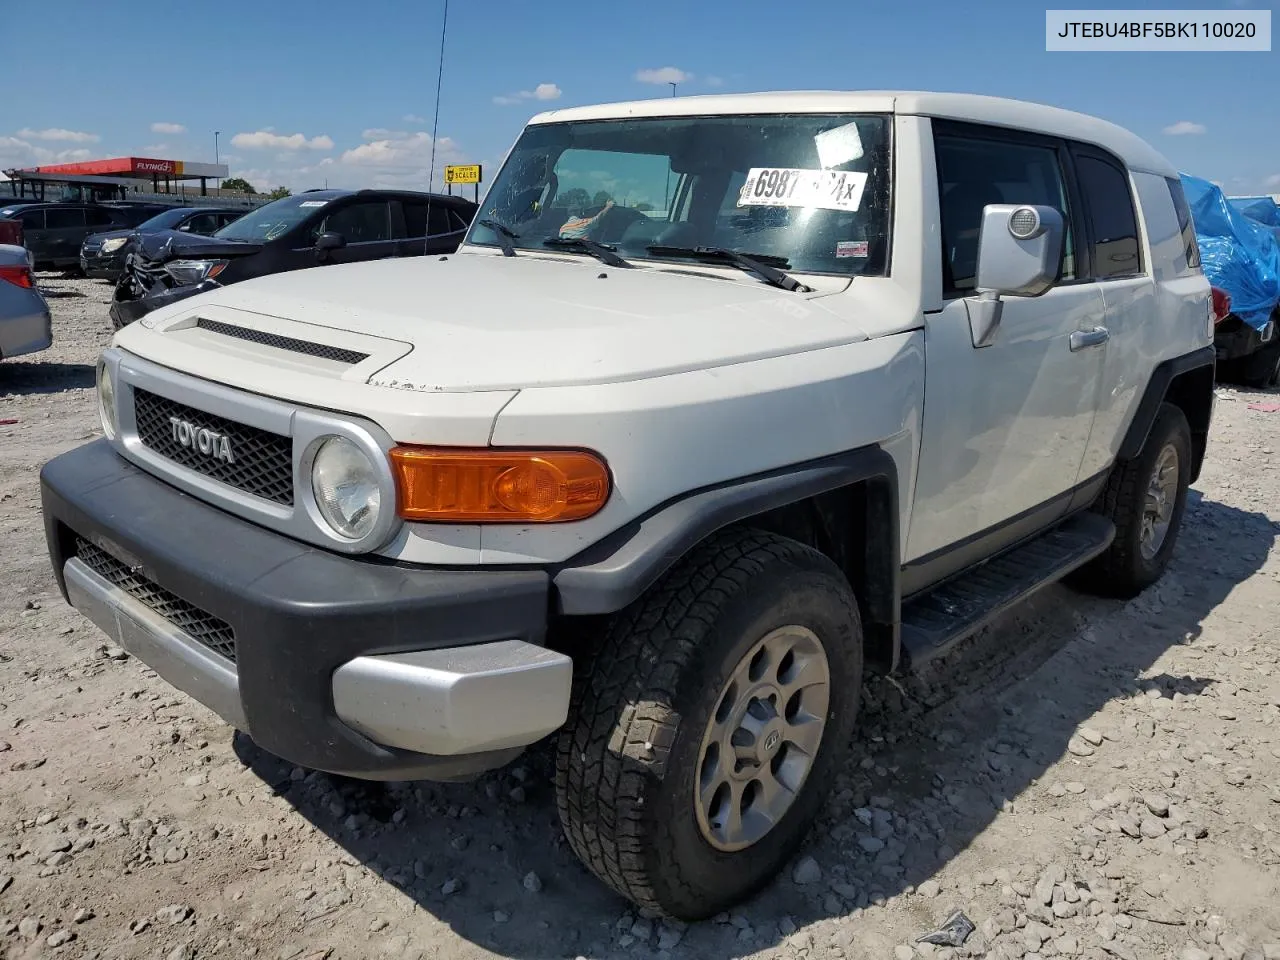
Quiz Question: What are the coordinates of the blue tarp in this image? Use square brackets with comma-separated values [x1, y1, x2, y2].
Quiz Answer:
[1180, 174, 1280, 331]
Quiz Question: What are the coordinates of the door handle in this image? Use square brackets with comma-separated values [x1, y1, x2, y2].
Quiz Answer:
[1070, 326, 1110, 351]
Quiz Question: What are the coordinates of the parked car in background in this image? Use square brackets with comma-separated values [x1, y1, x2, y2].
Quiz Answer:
[81, 206, 246, 283]
[0, 243, 52, 360]
[110, 189, 477, 328]
[1, 202, 171, 271]
[1181, 174, 1280, 388]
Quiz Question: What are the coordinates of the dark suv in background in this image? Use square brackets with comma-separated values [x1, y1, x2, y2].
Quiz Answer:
[111, 188, 477, 328]
[81, 206, 246, 283]
[0, 202, 170, 270]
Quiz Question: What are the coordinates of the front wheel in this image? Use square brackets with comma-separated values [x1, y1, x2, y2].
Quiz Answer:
[555, 528, 863, 920]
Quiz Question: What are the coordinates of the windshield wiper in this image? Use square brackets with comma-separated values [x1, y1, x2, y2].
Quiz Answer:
[645, 245, 811, 292]
[477, 218, 519, 257]
[542, 236, 632, 268]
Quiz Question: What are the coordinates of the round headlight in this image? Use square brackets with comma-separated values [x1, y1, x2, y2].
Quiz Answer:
[96, 360, 117, 440]
[311, 437, 381, 540]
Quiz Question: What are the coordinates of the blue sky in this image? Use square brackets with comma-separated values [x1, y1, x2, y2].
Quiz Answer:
[3, 0, 1276, 196]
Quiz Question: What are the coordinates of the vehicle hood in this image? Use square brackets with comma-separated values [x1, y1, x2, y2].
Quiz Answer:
[137, 230, 263, 264]
[146, 252, 914, 392]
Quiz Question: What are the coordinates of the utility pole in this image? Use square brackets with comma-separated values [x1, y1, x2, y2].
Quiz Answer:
[669, 82, 677, 97]
[214, 131, 220, 190]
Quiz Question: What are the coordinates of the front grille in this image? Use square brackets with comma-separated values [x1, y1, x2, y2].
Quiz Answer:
[195, 318, 370, 365]
[75, 538, 237, 663]
[133, 388, 294, 506]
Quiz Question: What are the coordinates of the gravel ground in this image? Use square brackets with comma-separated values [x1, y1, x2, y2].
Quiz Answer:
[2, 274, 1279, 960]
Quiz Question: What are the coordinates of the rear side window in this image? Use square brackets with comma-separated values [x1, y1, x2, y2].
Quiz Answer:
[402, 201, 457, 238]
[19, 209, 44, 229]
[1165, 177, 1201, 271]
[86, 208, 117, 227]
[1073, 155, 1142, 279]
[45, 208, 86, 229]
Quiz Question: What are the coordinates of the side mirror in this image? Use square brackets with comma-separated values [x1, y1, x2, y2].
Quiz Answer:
[966, 203, 1064, 348]
[314, 232, 346, 258]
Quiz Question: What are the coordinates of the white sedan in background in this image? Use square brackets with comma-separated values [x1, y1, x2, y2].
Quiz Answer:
[0, 243, 52, 361]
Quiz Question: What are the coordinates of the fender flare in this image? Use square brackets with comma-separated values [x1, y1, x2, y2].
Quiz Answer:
[551, 444, 900, 629]
[1117, 345, 1215, 471]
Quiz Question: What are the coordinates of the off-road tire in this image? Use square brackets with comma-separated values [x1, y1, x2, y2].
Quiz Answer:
[554, 527, 863, 920]
[1073, 402, 1193, 598]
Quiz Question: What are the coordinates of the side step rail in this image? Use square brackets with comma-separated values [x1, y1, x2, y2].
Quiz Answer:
[899, 512, 1115, 671]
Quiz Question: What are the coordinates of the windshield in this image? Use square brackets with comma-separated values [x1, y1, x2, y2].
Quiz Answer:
[470, 113, 891, 277]
[213, 193, 326, 242]
[135, 208, 191, 232]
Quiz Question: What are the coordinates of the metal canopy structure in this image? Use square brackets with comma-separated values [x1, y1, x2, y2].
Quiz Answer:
[1, 156, 253, 207]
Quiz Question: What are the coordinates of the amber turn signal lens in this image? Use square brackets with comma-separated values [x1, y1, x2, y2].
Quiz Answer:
[389, 447, 611, 523]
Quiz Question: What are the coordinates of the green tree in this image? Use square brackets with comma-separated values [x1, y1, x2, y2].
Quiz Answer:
[558, 187, 591, 211]
[591, 190, 613, 208]
[266, 186, 292, 200]
[221, 177, 256, 194]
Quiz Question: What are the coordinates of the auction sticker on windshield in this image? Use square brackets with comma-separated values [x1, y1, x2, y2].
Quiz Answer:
[738, 168, 868, 212]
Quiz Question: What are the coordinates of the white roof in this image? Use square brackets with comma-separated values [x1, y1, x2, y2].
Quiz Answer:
[529, 90, 1176, 177]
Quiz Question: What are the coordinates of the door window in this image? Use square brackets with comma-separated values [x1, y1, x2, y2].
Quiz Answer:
[402, 201, 457, 238]
[45, 208, 87, 229]
[180, 213, 219, 234]
[1073, 154, 1142, 279]
[86, 207, 117, 227]
[315, 201, 391, 243]
[19, 209, 44, 229]
[934, 126, 1075, 294]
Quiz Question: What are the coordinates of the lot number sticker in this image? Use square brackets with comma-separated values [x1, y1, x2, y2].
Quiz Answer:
[738, 168, 868, 212]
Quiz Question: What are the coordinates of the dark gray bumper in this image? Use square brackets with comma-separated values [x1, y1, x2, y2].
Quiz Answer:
[41, 439, 568, 781]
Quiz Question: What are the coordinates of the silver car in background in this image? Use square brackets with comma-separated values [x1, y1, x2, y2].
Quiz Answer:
[0, 243, 52, 361]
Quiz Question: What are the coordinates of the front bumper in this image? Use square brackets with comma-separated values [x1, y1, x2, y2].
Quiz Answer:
[81, 251, 125, 281]
[41, 440, 570, 781]
[109, 277, 214, 329]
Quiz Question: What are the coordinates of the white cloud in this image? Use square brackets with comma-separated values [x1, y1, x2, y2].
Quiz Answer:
[0, 136, 95, 169]
[634, 67, 692, 85]
[142, 143, 170, 153]
[706, 76, 725, 87]
[362, 128, 406, 140]
[16, 127, 100, 143]
[334, 129, 467, 190]
[403, 113, 426, 124]
[1163, 120, 1206, 136]
[230, 130, 334, 151]
[492, 82, 562, 106]
[1266, 174, 1280, 188]
[151, 121, 186, 134]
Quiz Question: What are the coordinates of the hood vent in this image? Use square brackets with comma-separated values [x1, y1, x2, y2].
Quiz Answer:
[194, 317, 370, 366]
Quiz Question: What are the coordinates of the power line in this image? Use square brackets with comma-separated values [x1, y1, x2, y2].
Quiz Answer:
[425, 0, 449, 254]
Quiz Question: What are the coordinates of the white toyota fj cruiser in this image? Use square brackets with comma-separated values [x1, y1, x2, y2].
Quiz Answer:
[41, 91, 1215, 919]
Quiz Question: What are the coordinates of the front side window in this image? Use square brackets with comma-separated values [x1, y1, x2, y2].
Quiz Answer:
[934, 129, 1075, 293]
[470, 113, 892, 277]
[315, 201, 391, 243]
[1074, 154, 1142, 280]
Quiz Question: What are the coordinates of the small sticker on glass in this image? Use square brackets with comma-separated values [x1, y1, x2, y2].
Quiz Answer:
[738, 168, 868, 212]
[836, 240, 869, 258]
[299, 200, 328, 207]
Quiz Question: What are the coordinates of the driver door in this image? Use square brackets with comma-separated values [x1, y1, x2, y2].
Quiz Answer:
[904, 122, 1107, 591]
